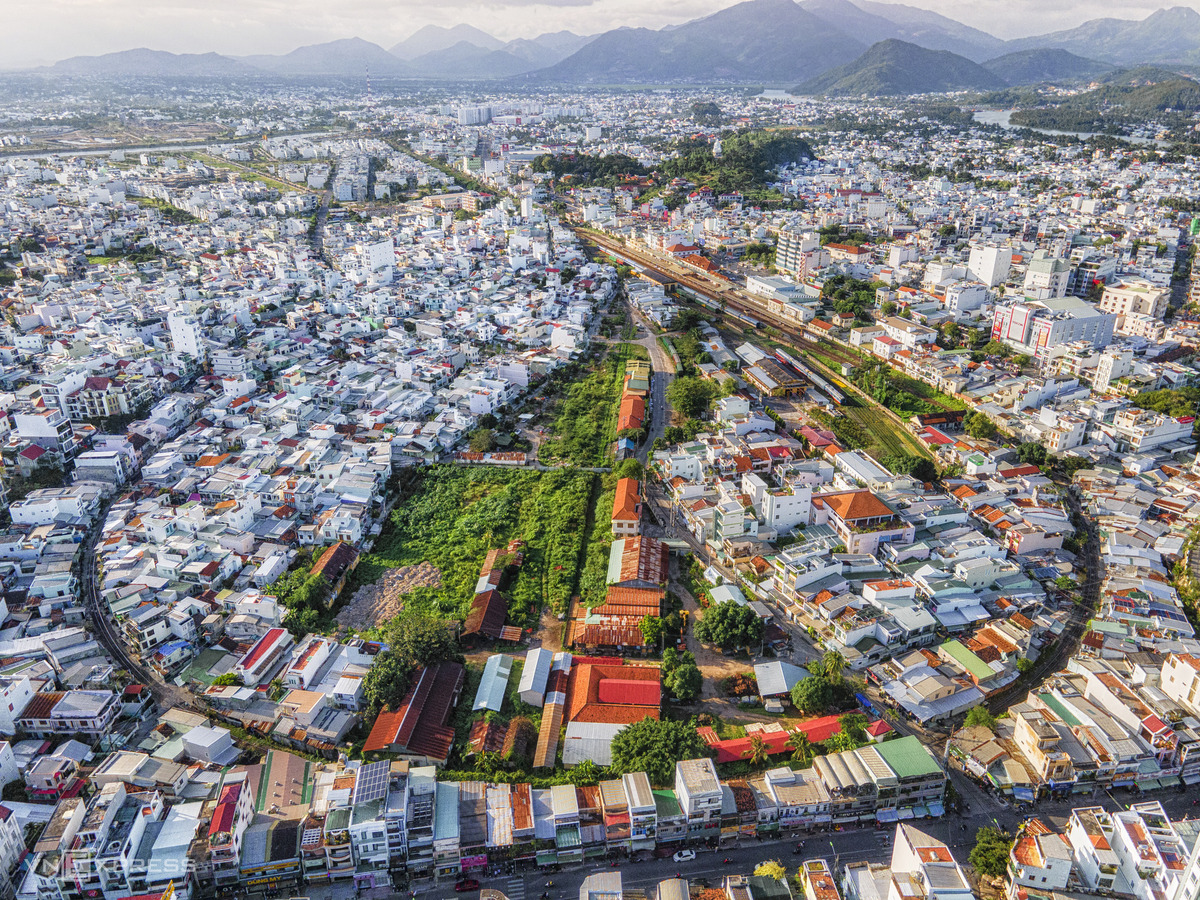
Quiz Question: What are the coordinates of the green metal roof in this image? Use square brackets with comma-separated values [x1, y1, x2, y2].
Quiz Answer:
[939, 640, 994, 681]
[653, 789, 681, 817]
[606, 540, 626, 585]
[1038, 693, 1080, 727]
[875, 735, 942, 779]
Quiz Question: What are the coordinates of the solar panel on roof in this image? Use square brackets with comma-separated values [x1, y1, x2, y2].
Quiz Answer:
[353, 760, 390, 805]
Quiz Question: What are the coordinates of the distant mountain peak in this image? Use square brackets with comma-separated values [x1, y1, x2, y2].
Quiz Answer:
[798, 38, 1006, 95]
[390, 23, 502, 59]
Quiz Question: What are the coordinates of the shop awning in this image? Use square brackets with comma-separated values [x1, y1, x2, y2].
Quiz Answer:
[876, 808, 899, 823]
[898, 807, 915, 820]
[911, 805, 928, 818]
[927, 801, 945, 817]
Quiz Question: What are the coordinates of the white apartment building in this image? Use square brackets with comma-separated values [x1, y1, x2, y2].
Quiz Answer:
[1023, 250, 1072, 299]
[968, 244, 1012, 287]
[1098, 279, 1170, 319]
[167, 312, 207, 364]
[674, 758, 723, 831]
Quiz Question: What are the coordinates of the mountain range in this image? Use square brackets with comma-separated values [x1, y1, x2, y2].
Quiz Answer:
[35, 0, 1200, 91]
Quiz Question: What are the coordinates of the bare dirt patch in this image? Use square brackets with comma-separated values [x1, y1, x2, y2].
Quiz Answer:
[335, 562, 441, 629]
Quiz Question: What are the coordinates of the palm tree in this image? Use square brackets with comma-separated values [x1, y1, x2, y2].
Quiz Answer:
[743, 733, 770, 767]
[822, 650, 847, 683]
[786, 730, 811, 765]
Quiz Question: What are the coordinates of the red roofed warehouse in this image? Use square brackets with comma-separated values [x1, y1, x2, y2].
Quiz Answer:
[363, 661, 466, 766]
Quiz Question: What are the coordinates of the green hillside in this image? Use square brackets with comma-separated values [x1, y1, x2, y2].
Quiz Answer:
[798, 39, 1006, 96]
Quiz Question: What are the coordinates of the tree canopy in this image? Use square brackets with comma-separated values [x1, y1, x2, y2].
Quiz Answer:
[969, 827, 1013, 878]
[361, 650, 412, 720]
[666, 376, 719, 420]
[881, 454, 938, 483]
[694, 601, 764, 652]
[609, 718, 711, 786]
[964, 411, 998, 441]
[383, 611, 460, 668]
[754, 861, 787, 880]
[1015, 442, 1048, 465]
[964, 706, 997, 731]
[662, 648, 703, 702]
[790, 676, 835, 714]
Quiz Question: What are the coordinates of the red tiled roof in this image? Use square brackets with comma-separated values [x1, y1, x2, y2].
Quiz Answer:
[612, 478, 641, 522]
[597, 678, 661, 706]
[239, 628, 287, 673]
[18, 692, 63, 720]
[310, 541, 358, 585]
[613, 536, 668, 585]
[565, 663, 661, 725]
[362, 661, 464, 759]
[819, 490, 894, 523]
[599, 587, 662, 616]
[463, 589, 507, 639]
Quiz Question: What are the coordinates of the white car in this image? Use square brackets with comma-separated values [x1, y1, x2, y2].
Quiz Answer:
[673, 850, 697, 863]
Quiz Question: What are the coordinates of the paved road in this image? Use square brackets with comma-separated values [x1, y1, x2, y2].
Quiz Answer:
[81, 505, 194, 711]
[628, 313, 677, 464]
[985, 487, 1099, 715]
[313, 189, 332, 256]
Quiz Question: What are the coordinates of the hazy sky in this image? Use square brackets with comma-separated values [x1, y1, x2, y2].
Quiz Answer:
[1, 0, 1190, 68]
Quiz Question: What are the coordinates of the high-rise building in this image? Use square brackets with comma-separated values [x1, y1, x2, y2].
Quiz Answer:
[167, 312, 206, 364]
[967, 244, 1012, 287]
[1023, 250, 1072, 299]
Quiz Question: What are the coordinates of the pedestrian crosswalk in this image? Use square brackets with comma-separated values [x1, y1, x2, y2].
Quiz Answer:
[506, 878, 526, 900]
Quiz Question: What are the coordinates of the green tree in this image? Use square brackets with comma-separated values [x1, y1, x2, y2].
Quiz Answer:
[880, 454, 938, 482]
[790, 676, 835, 714]
[693, 601, 764, 652]
[964, 411, 998, 441]
[469, 428, 495, 453]
[665, 663, 703, 702]
[786, 729, 812, 764]
[743, 733, 771, 766]
[969, 827, 1014, 878]
[1015, 442, 1048, 465]
[361, 651, 412, 720]
[983, 340, 1012, 358]
[212, 672, 242, 687]
[825, 729, 863, 753]
[666, 376, 719, 419]
[639, 615, 665, 647]
[964, 706, 997, 731]
[838, 713, 869, 743]
[754, 861, 787, 880]
[569, 758, 605, 785]
[614, 458, 645, 480]
[609, 718, 711, 786]
[822, 650, 847, 684]
[383, 612, 459, 668]
[1016, 657, 1034, 676]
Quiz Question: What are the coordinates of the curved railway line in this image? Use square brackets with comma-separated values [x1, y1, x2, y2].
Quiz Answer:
[578, 228, 960, 414]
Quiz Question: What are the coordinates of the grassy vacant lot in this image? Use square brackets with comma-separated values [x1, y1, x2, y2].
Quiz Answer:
[840, 405, 932, 459]
[350, 466, 598, 628]
[539, 342, 647, 467]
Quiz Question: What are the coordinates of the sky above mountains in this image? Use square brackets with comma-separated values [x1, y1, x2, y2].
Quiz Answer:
[1, 0, 1190, 69]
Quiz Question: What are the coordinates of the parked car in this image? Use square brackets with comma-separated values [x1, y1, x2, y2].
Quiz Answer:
[455, 880, 480, 892]
[673, 850, 697, 863]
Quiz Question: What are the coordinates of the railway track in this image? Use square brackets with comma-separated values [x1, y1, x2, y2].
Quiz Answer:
[579, 229, 967, 419]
